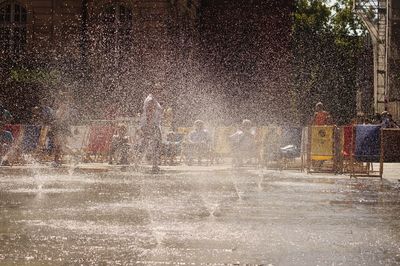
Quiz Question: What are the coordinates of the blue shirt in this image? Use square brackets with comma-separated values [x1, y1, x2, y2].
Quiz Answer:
[1, 130, 13, 144]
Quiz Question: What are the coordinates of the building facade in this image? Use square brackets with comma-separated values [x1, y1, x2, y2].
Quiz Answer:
[355, 0, 400, 121]
[171, 0, 294, 123]
[0, 0, 173, 61]
[0, 0, 294, 123]
[0, 0, 176, 120]
[388, 0, 400, 120]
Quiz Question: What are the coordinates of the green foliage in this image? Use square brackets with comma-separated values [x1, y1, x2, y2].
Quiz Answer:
[294, 0, 331, 34]
[331, 0, 367, 47]
[292, 0, 369, 125]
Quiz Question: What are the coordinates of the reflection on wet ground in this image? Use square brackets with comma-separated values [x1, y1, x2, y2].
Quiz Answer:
[0, 166, 400, 265]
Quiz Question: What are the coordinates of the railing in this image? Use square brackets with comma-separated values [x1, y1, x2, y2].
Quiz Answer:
[354, 0, 386, 42]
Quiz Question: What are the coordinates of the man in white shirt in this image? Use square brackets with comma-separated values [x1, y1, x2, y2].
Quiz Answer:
[138, 86, 163, 172]
[50, 92, 73, 167]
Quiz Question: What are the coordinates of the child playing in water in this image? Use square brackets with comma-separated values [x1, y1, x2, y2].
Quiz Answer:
[48, 92, 73, 167]
[0, 102, 12, 124]
[137, 86, 163, 173]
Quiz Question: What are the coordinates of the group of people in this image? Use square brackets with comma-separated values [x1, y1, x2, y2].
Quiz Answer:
[0, 88, 177, 171]
[1, 90, 400, 172]
[107, 91, 258, 171]
[178, 119, 257, 166]
[310, 101, 399, 128]
[0, 93, 76, 166]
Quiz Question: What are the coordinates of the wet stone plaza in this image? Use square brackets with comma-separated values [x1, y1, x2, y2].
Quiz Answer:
[0, 165, 400, 265]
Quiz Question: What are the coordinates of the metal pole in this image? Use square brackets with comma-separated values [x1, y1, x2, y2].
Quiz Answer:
[81, 0, 89, 61]
[385, 0, 390, 111]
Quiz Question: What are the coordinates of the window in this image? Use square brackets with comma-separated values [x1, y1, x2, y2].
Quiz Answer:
[100, 4, 133, 55]
[0, 1, 27, 56]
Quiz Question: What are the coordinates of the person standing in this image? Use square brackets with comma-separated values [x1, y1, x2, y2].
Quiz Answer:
[0, 102, 13, 123]
[138, 86, 163, 173]
[48, 92, 73, 167]
[0, 120, 13, 166]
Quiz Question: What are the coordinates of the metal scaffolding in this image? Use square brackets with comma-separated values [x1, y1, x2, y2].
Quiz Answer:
[354, 0, 388, 114]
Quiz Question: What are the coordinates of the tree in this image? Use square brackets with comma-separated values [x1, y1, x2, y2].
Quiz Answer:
[291, 0, 370, 125]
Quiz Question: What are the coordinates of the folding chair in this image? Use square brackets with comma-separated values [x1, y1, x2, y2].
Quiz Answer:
[84, 124, 115, 162]
[350, 125, 382, 178]
[306, 125, 337, 173]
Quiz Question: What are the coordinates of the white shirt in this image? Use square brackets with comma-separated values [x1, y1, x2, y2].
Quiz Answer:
[140, 94, 162, 128]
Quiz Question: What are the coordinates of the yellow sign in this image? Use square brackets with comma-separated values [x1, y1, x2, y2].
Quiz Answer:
[310, 126, 334, 161]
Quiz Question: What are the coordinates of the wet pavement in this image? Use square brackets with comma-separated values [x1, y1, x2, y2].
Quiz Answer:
[1, 165, 400, 265]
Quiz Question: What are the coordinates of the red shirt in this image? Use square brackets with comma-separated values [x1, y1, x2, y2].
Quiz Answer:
[313, 111, 330, 125]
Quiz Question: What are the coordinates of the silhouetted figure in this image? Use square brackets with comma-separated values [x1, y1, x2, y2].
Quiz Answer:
[0, 120, 13, 166]
[372, 113, 382, 125]
[381, 111, 399, 128]
[48, 93, 73, 167]
[138, 88, 163, 173]
[0, 102, 12, 123]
